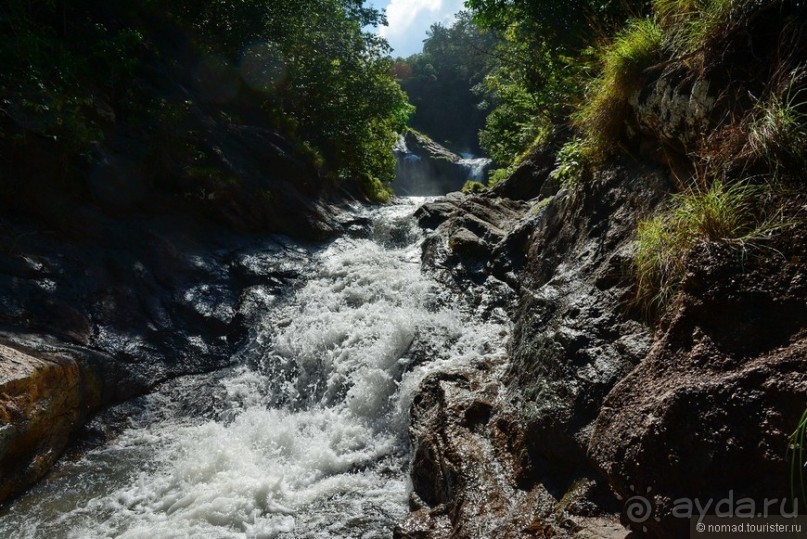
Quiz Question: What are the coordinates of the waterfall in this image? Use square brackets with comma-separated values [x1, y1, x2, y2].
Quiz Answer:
[457, 156, 492, 183]
[392, 133, 492, 195]
[0, 199, 508, 539]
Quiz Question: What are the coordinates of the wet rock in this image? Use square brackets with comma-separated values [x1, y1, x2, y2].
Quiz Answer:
[0, 344, 99, 504]
[418, 191, 532, 296]
[398, 361, 627, 539]
[404, 159, 670, 537]
[415, 201, 456, 230]
[0, 205, 318, 505]
[447, 228, 487, 258]
[589, 232, 807, 538]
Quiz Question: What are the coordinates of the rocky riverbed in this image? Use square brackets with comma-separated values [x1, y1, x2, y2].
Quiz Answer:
[0, 149, 805, 538]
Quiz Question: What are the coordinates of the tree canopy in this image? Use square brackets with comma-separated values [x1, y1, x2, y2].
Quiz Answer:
[0, 0, 412, 203]
[466, 0, 648, 166]
[395, 11, 499, 154]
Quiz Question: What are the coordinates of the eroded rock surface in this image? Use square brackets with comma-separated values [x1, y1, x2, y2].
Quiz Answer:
[404, 159, 672, 536]
[0, 344, 95, 503]
[0, 213, 318, 504]
[402, 147, 805, 538]
[590, 232, 807, 537]
[395, 360, 627, 539]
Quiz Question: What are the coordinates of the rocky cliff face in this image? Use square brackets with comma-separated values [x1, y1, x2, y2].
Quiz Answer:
[397, 138, 806, 537]
[395, 5, 807, 535]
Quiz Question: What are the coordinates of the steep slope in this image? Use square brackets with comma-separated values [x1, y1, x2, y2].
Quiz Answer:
[396, 2, 807, 535]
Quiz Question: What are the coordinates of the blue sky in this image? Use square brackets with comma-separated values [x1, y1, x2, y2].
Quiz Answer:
[368, 0, 466, 58]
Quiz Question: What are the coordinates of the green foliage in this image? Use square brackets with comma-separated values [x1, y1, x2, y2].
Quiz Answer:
[745, 74, 807, 176]
[574, 19, 664, 158]
[462, 180, 487, 193]
[0, 2, 145, 164]
[634, 180, 775, 309]
[653, 0, 750, 54]
[487, 166, 515, 187]
[549, 138, 590, 187]
[485, 129, 549, 186]
[164, 0, 413, 190]
[397, 12, 499, 153]
[475, 25, 580, 166]
[466, 0, 647, 51]
[0, 0, 411, 203]
[468, 0, 649, 167]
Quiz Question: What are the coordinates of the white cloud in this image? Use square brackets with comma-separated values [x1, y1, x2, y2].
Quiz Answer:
[379, 0, 444, 40]
[375, 0, 465, 57]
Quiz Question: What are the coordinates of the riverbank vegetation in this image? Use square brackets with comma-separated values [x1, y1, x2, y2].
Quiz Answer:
[0, 0, 412, 224]
[455, 0, 806, 311]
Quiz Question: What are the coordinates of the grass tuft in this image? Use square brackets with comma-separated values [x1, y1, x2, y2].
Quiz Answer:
[634, 180, 780, 310]
[790, 408, 807, 511]
[744, 74, 807, 175]
[653, 0, 738, 54]
[574, 18, 664, 158]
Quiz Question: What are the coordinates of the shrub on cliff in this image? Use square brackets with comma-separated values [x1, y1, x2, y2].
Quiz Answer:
[467, 0, 649, 169]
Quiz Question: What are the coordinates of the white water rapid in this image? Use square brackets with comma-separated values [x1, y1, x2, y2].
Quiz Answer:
[0, 199, 507, 539]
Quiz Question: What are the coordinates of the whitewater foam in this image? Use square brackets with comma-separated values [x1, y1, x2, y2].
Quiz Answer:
[0, 199, 507, 538]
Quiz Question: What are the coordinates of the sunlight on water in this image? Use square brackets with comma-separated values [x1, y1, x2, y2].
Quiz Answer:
[0, 198, 507, 539]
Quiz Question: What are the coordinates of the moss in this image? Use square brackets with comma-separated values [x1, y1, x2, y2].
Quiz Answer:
[532, 196, 554, 214]
[462, 180, 487, 193]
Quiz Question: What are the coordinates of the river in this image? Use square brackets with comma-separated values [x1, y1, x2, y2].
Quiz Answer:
[0, 198, 508, 539]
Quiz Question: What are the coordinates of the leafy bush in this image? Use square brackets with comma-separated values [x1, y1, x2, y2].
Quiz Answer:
[549, 138, 589, 187]
[573, 18, 664, 158]
[462, 180, 487, 193]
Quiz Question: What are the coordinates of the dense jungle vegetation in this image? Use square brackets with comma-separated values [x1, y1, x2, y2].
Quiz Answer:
[0, 0, 412, 218]
[2, 0, 805, 306]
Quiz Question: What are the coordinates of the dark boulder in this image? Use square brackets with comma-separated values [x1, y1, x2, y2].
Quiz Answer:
[589, 232, 807, 538]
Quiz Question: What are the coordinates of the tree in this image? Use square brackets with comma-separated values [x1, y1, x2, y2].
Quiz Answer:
[396, 11, 499, 154]
[0, 0, 412, 201]
[466, 0, 649, 165]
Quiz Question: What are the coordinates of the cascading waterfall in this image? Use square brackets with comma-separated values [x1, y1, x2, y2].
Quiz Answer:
[457, 155, 492, 183]
[392, 136, 492, 195]
[0, 199, 508, 539]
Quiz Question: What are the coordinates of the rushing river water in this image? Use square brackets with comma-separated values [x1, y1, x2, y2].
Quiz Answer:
[0, 199, 507, 539]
